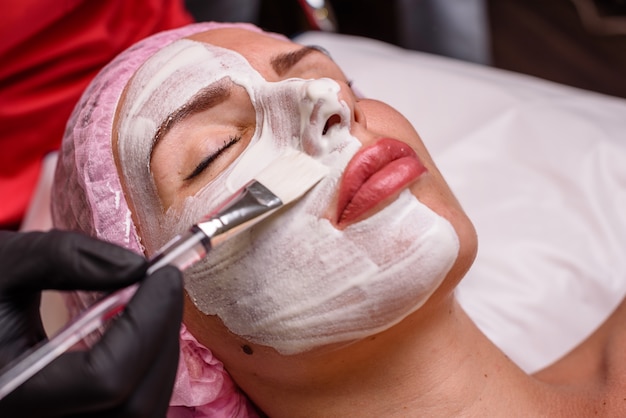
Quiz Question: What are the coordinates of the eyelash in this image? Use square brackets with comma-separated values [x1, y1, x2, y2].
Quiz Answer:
[185, 135, 242, 181]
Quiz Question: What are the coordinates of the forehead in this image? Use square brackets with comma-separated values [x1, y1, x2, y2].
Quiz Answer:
[185, 28, 301, 80]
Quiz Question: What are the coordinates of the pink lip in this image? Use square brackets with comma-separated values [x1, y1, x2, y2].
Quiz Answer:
[336, 138, 426, 226]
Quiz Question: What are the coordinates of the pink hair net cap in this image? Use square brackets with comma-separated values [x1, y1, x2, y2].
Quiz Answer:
[51, 21, 270, 417]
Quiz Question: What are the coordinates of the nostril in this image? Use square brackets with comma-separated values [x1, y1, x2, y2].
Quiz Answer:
[322, 114, 342, 135]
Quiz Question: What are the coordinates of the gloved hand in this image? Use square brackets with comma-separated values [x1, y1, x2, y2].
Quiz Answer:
[0, 230, 183, 417]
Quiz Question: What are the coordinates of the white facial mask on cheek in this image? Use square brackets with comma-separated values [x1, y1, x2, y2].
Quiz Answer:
[118, 39, 460, 354]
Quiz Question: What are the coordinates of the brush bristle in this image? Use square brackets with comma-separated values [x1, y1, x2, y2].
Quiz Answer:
[254, 149, 329, 205]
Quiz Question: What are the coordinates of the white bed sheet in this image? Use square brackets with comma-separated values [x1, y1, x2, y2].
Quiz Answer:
[295, 31, 626, 373]
[23, 31, 626, 374]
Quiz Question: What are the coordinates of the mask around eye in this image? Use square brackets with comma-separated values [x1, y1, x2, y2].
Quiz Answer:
[116, 37, 356, 252]
[116, 38, 266, 254]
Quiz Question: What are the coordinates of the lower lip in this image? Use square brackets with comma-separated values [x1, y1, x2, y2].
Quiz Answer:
[336, 138, 426, 226]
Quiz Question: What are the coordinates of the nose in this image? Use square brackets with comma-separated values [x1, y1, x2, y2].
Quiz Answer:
[301, 78, 358, 156]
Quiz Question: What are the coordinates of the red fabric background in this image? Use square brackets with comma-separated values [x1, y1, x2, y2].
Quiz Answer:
[0, 0, 193, 228]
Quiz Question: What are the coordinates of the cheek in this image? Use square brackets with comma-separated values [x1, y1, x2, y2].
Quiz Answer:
[405, 165, 478, 285]
[359, 100, 420, 141]
[359, 100, 477, 268]
[150, 147, 181, 208]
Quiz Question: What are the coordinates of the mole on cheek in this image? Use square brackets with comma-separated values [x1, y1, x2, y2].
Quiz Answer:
[242, 344, 254, 355]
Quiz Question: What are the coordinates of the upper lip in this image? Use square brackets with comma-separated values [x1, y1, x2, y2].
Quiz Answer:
[335, 138, 426, 226]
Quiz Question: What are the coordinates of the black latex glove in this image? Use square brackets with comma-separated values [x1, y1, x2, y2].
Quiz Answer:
[0, 230, 183, 417]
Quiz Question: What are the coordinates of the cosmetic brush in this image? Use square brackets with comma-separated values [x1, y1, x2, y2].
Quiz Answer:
[0, 149, 328, 400]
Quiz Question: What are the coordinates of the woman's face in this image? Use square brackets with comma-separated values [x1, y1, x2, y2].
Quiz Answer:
[115, 28, 477, 355]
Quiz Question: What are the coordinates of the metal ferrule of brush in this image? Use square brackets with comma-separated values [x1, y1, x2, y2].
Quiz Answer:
[198, 181, 283, 248]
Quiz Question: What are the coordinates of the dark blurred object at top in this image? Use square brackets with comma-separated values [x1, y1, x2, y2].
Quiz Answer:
[490, 0, 626, 99]
[185, 0, 626, 99]
[185, 0, 489, 64]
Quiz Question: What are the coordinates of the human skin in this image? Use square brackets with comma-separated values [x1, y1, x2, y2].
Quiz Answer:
[116, 28, 626, 417]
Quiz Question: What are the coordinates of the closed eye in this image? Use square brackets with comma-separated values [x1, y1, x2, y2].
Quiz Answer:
[184, 135, 242, 181]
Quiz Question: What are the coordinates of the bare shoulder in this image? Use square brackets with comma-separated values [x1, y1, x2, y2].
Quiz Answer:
[533, 298, 626, 415]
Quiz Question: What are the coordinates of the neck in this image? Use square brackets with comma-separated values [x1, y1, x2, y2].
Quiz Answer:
[236, 296, 570, 417]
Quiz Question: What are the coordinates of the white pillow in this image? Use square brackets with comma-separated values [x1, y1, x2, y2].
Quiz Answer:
[295, 31, 626, 372]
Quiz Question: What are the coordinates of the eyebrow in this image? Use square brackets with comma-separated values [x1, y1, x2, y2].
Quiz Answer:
[270, 45, 330, 76]
[150, 83, 230, 156]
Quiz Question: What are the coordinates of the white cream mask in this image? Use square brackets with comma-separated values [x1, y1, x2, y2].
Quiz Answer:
[116, 38, 460, 355]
